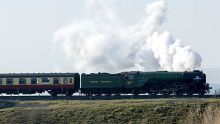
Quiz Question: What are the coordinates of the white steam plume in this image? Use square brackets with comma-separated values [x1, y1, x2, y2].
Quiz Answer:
[53, 0, 202, 73]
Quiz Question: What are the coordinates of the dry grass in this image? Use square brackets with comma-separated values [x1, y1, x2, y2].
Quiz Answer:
[0, 99, 219, 124]
[203, 104, 220, 124]
[184, 102, 220, 124]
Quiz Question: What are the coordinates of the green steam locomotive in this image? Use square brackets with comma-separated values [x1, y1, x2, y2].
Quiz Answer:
[81, 70, 210, 96]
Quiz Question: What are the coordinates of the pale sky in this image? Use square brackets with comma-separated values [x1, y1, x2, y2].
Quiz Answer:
[0, 0, 219, 73]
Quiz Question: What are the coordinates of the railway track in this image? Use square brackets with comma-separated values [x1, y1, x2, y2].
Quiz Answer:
[0, 95, 219, 101]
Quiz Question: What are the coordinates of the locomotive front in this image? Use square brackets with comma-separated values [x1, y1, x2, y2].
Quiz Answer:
[134, 70, 211, 95]
[182, 70, 210, 95]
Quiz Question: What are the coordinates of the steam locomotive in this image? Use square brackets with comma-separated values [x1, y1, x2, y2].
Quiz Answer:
[0, 70, 210, 96]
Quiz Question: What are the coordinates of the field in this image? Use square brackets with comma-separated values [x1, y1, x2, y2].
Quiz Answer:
[0, 99, 220, 124]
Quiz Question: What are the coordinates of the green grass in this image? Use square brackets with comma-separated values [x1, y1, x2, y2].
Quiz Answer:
[0, 99, 219, 124]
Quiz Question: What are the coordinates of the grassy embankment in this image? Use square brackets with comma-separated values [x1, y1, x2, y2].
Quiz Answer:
[0, 99, 220, 124]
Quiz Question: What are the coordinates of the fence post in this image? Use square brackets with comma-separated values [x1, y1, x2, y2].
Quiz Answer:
[17, 88, 19, 100]
[90, 92, 92, 101]
[132, 89, 134, 99]
[215, 90, 217, 98]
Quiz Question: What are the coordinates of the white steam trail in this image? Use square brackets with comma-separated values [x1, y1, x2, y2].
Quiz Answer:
[53, 0, 202, 73]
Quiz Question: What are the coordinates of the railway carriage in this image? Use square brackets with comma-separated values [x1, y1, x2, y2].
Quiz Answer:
[0, 73, 80, 96]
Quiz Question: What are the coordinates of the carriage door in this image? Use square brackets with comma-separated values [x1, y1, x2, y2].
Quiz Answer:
[122, 74, 135, 88]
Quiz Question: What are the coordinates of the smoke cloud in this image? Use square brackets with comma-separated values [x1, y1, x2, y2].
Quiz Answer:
[53, 0, 202, 73]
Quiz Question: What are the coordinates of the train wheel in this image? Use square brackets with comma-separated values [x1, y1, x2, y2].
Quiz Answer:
[149, 92, 156, 96]
[134, 93, 139, 96]
[176, 92, 183, 96]
[105, 94, 111, 96]
[96, 94, 102, 96]
[176, 93, 183, 97]
[114, 93, 121, 96]
[198, 92, 205, 96]
[187, 92, 193, 96]
[50, 92, 58, 97]
[65, 92, 72, 97]
[162, 92, 170, 96]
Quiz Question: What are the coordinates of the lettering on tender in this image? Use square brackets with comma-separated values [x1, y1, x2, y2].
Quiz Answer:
[90, 81, 98, 83]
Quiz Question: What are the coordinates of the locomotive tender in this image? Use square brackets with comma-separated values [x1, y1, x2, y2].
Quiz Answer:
[0, 70, 210, 96]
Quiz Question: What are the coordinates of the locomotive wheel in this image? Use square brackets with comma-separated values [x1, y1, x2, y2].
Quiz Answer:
[113, 93, 121, 96]
[134, 93, 139, 96]
[162, 92, 170, 96]
[149, 92, 157, 96]
[176, 93, 183, 96]
[187, 92, 193, 96]
[198, 92, 205, 96]
[105, 94, 111, 96]
[96, 94, 102, 96]
[176, 91, 183, 96]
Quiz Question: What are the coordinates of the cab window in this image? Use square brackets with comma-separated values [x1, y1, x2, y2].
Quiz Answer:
[123, 75, 135, 80]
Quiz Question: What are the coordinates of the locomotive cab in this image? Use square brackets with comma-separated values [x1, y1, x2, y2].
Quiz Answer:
[121, 74, 136, 88]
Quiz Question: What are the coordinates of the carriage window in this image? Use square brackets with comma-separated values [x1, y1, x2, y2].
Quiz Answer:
[69, 78, 73, 83]
[0, 78, 2, 85]
[63, 77, 68, 84]
[31, 78, 37, 84]
[19, 78, 26, 84]
[42, 78, 49, 84]
[53, 78, 60, 84]
[6, 78, 13, 85]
